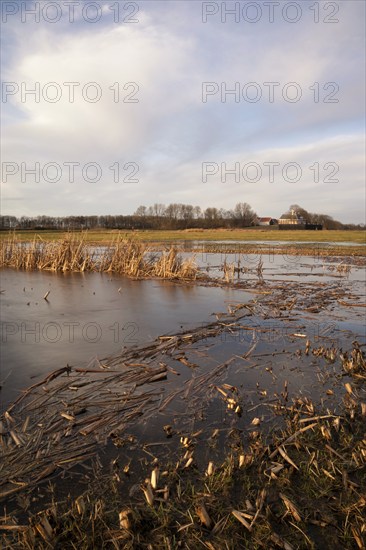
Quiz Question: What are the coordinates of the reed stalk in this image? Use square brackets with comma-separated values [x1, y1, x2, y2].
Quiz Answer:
[0, 235, 198, 280]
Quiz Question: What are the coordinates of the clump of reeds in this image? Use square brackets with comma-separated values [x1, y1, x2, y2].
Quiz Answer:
[0, 234, 95, 272]
[340, 342, 366, 377]
[222, 257, 235, 283]
[150, 247, 197, 279]
[0, 235, 199, 280]
[99, 237, 147, 277]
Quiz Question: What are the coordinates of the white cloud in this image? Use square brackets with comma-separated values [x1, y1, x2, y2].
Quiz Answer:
[1, 0, 365, 223]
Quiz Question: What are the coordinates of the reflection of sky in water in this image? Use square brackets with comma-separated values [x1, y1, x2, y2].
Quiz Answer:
[187, 251, 365, 284]
[0, 270, 249, 408]
[187, 239, 365, 247]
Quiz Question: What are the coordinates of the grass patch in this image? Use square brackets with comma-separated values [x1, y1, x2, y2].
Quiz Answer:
[1, 228, 365, 245]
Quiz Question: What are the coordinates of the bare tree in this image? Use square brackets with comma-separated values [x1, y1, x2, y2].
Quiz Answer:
[150, 203, 166, 217]
[134, 205, 147, 217]
[204, 207, 220, 220]
[233, 202, 257, 226]
[193, 206, 202, 219]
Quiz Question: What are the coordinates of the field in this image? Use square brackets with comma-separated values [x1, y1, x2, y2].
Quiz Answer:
[1, 228, 365, 244]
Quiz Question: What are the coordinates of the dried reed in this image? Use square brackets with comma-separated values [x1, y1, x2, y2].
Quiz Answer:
[0, 235, 198, 280]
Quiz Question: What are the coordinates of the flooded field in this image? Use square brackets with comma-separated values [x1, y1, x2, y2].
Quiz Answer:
[1, 248, 365, 549]
[1, 251, 364, 404]
[0, 270, 248, 409]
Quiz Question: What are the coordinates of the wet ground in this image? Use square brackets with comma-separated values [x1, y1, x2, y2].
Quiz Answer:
[0, 251, 365, 521]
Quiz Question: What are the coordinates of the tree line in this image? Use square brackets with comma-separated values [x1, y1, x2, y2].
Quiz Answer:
[0, 203, 361, 231]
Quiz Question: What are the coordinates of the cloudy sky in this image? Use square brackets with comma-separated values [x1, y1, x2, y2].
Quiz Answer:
[1, 0, 365, 223]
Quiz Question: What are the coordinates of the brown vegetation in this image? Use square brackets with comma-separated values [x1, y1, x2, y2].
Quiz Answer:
[0, 336, 365, 549]
[1, 239, 365, 548]
[0, 235, 198, 280]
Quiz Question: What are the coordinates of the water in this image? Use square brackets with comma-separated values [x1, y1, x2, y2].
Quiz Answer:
[190, 239, 365, 247]
[1, 252, 365, 409]
[0, 269, 249, 409]
[192, 250, 365, 284]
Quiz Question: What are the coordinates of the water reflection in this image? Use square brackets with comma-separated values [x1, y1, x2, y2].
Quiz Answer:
[0, 270, 248, 409]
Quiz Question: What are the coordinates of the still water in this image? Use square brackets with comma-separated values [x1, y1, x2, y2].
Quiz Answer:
[0, 269, 248, 409]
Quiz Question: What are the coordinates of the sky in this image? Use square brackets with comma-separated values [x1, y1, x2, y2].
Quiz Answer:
[1, 0, 365, 223]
